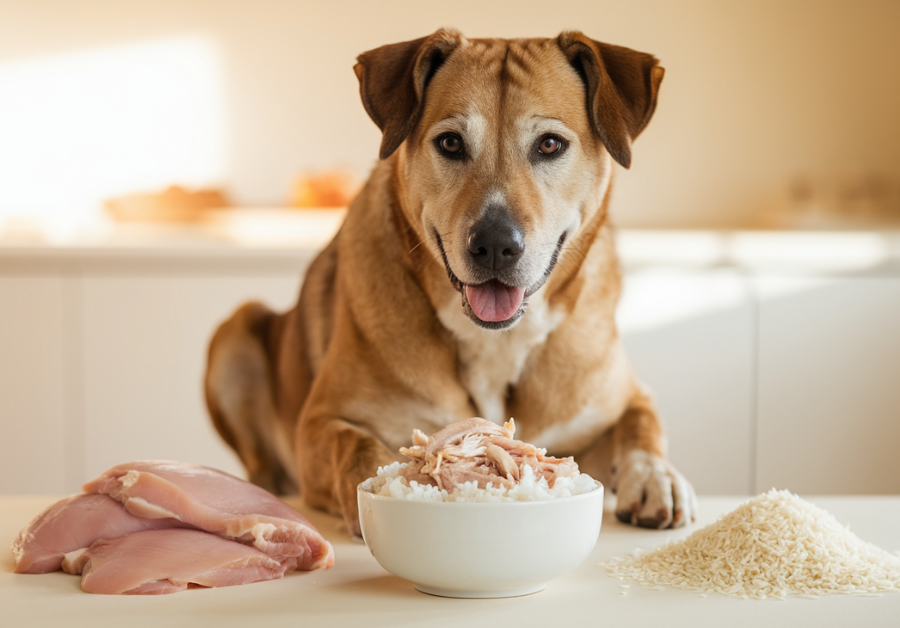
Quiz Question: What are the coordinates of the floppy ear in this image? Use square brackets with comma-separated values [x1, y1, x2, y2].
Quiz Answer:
[557, 32, 664, 169]
[354, 29, 463, 160]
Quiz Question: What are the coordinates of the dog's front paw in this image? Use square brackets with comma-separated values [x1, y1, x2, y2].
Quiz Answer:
[611, 450, 697, 529]
[344, 510, 362, 538]
[337, 479, 363, 538]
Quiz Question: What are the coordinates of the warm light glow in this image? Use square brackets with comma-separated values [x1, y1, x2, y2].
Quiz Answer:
[728, 232, 890, 272]
[204, 208, 346, 247]
[617, 268, 748, 334]
[616, 230, 897, 333]
[617, 231, 727, 267]
[0, 37, 225, 237]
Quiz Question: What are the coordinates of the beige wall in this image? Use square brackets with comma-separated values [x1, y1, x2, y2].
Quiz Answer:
[2, 0, 899, 227]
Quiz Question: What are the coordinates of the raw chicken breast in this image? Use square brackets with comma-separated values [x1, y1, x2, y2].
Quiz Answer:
[399, 417, 579, 491]
[83, 461, 334, 571]
[11, 493, 187, 574]
[63, 529, 287, 594]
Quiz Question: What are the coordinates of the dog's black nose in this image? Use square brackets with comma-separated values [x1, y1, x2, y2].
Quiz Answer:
[467, 209, 525, 271]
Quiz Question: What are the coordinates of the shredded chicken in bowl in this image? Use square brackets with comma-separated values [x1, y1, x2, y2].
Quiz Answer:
[360, 417, 597, 502]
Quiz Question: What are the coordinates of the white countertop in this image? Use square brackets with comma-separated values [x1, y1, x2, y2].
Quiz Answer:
[2, 211, 900, 275]
[3, 495, 899, 627]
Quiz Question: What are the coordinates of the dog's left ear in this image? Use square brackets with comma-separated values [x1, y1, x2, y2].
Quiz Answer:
[355, 29, 463, 160]
[557, 32, 664, 169]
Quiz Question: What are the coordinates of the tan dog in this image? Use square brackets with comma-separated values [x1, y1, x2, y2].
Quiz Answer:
[205, 29, 697, 534]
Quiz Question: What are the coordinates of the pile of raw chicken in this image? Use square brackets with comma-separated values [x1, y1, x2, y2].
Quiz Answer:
[11, 461, 333, 594]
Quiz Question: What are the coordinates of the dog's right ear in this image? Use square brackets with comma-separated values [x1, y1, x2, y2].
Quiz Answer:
[354, 29, 463, 160]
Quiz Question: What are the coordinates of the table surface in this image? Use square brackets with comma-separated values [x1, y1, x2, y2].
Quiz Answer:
[3, 495, 899, 628]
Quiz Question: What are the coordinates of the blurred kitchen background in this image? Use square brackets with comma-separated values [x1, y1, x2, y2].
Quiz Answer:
[1, 0, 899, 498]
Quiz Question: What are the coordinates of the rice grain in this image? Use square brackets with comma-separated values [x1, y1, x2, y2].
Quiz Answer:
[361, 461, 597, 502]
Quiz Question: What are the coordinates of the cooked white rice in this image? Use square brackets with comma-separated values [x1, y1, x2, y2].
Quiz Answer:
[360, 461, 598, 502]
[602, 489, 900, 599]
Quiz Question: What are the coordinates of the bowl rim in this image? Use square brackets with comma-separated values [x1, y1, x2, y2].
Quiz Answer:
[357, 478, 604, 508]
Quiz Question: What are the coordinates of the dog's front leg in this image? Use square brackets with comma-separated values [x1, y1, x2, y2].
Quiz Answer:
[296, 415, 396, 536]
[610, 391, 698, 529]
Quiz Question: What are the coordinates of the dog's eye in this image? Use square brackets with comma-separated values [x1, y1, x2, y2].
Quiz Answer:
[537, 135, 566, 157]
[436, 133, 465, 158]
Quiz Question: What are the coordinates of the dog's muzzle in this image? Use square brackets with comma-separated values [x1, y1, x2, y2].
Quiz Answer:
[435, 228, 565, 331]
[463, 210, 527, 323]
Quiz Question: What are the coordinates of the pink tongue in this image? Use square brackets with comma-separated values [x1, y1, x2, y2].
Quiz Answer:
[465, 281, 526, 323]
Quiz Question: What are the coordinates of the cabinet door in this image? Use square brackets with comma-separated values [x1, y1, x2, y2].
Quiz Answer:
[755, 276, 900, 494]
[80, 274, 301, 487]
[0, 276, 68, 494]
[619, 268, 755, 495]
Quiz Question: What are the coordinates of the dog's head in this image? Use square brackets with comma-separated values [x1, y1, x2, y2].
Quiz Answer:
[354, 30, 663, 330]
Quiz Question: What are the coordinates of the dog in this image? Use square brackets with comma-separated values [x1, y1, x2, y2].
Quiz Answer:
[205, 29, 697, 535]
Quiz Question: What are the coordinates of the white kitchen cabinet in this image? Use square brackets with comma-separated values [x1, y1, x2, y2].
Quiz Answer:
[619, 269, 755, 495]
[0, 276, 68, 494]
[78, 273, 302, 492]
[755, 275, 900, 494]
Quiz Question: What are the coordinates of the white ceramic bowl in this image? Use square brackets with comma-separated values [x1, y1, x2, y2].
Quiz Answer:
[357, 482, 604, 598]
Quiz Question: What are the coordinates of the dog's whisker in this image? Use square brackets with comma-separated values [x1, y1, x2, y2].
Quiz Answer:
[408, 239, 429, 254]
[561, 245, 588, 260]
[409, 229, 452, 255]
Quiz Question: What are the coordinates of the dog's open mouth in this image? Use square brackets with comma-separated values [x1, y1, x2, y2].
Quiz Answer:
[465, 281, 526, 323]
[435, 232, 565, 330]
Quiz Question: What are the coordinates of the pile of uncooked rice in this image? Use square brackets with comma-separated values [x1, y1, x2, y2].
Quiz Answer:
[361, 461, 597, 503]
[603, 489, 900, 599]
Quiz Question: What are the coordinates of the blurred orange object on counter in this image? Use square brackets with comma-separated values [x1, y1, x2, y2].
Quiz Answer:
[291, 169, 359, 208]
[105, 186, 229, 223]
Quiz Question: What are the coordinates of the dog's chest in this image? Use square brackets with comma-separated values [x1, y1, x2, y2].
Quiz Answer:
[438, 296, 564, 425]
